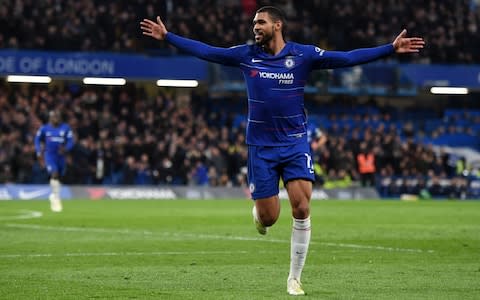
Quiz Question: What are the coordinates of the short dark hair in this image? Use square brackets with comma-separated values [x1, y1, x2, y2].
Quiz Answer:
[48, 110, 62, 123]
[256, 6, 287, 36]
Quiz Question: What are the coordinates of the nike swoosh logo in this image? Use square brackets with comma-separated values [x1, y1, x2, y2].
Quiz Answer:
[19, 189, 51, 200]
[251, 58, 263, 63]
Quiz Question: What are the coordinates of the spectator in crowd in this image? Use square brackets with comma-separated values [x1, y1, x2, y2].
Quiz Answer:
[356, 142, 376, 187]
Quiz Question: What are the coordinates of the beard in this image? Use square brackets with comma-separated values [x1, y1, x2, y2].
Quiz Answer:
[254, 30, 274, 46]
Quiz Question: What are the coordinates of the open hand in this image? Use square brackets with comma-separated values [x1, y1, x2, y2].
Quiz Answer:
[393, 29, 425, 53]
[140, 16, 168, 41]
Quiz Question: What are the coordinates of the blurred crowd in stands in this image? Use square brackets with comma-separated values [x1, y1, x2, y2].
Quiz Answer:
[0, 83, 479, 199]
[0, 83, 249, 188]
[0, 0, 479, 63]
[1, 0, 480, 198]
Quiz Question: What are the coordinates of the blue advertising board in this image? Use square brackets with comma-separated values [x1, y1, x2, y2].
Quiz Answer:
[0, 50, 208, 80]
[400, 64, 480, 88]
[2, 50, 480, 89]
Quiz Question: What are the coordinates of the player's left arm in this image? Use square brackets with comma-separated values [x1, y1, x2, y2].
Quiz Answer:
[311, 29, 424, 69]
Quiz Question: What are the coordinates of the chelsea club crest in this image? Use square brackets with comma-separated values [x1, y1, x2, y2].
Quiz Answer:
[284, 58, 295, 68]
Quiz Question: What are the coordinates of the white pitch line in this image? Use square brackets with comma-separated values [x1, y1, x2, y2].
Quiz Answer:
[321, 242, 435, 253]
[5, 223, 154, 235]
[0, 210, 43, 221]
[4, 223, 435, 253]
[0, 250, 256, 259]
[5, 223, 281, 242]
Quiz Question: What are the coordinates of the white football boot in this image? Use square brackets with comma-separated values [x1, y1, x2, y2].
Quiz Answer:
[252, 206, 267, 235]
[49, 194, 63, 212]
[287, 278, 305, 296]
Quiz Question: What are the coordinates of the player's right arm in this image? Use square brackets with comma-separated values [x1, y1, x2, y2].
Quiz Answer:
[62, 125, 75, 153]
[140, 16, 244, 66]
[34, 126, 45, 166]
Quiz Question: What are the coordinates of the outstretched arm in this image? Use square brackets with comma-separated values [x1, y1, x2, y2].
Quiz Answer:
[312, 29, 425, 69]
[140, 16, 243, 66]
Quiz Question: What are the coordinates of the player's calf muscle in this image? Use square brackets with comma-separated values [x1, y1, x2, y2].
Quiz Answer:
[286, 180, 312, 218]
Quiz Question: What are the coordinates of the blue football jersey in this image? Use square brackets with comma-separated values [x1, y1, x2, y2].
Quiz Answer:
[166, 33, 393, 146]
[34, 123, 74, 157]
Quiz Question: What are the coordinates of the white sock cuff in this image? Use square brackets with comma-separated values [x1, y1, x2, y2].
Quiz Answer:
[293, 216, 311, 230]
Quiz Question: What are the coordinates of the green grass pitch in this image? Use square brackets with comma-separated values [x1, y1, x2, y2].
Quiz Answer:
[1, 199, 479, 299]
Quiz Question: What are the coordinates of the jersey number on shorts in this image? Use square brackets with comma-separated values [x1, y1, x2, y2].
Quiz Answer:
[304, 153, 314, 174]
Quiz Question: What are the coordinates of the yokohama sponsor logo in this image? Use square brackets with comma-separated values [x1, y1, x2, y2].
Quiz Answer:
[106, 188, 177, 199]
[258, 72, 294, 80]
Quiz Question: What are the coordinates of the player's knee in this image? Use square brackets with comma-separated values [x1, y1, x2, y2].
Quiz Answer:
[258, 211, 279, 227]
[292, 202, 310, 219]
[261, 216, 277, 227]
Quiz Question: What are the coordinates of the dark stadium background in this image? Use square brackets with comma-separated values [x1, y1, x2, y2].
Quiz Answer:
[0, 0, 479, 200]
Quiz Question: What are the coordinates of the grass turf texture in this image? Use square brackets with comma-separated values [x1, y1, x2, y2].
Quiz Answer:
[0, 199, 479, 299]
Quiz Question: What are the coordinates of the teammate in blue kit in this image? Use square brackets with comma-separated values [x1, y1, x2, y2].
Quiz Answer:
[34, 110, 74, 212]
[307, 123, 327, 153]
[141, 6, 424, 295]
